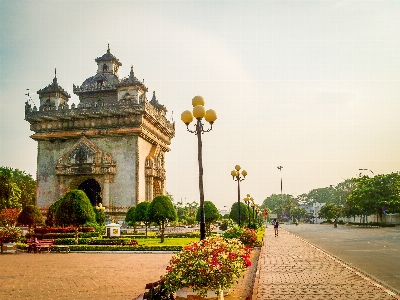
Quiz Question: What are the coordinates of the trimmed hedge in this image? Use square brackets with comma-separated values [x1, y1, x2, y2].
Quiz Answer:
[68, 245, 182, 251]
[26, 232, 101, 240]
[34, 226, 95, 234]
[88, 238, 135, 245]
[156, 232, 201, 239]
[17, 243, 181, 252]
[54, 238, 93, 245]
[118, 235, 153, 239]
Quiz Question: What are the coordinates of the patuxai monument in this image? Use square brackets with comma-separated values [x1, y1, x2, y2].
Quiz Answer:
[24, 45, 175, 218]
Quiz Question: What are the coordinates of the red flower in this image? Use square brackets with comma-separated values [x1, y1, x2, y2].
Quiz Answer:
[212, 257, 219, 266]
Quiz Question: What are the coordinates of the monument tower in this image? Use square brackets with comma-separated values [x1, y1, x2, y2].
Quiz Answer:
[25, 45, 175, 217]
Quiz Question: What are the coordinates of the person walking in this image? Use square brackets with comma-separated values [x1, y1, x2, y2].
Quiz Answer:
[273, 218, 279, 237]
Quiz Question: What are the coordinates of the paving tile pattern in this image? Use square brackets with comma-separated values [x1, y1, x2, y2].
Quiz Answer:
[0, 252, 173, 300]
[253, 229, 400, 300]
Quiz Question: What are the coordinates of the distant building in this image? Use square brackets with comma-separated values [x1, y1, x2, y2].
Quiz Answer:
[25, 45, 175, 217]
[312, 202, 326, 224]
[218, 208, 230, 216]
[299, 202, 326, 223]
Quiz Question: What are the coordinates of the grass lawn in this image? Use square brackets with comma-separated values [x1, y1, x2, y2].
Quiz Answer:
[138, 237, 199, 246]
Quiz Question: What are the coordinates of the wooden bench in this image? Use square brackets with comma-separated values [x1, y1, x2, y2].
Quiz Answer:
[142, 280, 174, 300]
[36, 240, 54, 253]
[51, 245, 70, 253]
[26, 239, 54, 253]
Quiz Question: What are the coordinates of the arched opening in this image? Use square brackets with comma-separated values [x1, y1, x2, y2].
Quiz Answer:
[78, 178, 102, 206]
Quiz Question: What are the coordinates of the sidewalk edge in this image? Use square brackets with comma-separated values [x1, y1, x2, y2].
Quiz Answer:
[285, 229, 400, 299]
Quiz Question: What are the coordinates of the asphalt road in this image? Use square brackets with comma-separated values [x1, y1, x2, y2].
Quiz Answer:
[283, 223, 400, 292]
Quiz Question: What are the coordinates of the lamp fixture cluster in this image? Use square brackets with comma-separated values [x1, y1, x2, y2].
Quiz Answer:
[231, 165, 247, 179]
[244, 194, 254, 206]
[181, 96, 217, 126]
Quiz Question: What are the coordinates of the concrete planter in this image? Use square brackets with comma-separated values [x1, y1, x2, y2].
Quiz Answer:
[175, 287, 229, 300]
[1, 242, 17, 253]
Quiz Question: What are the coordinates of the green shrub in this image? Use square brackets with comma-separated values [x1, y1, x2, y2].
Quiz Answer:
[53, 238, 93, 245]
[219, 221, 229, 231]
[247, 223, 258, 230]
[156, 232, 200, 239]
[68, 245, 182, 251]
[185, 232, 200, 238]
[26, 232, 100, 240]
[88, 238, 132, 245]
[222, 225, 259, 247]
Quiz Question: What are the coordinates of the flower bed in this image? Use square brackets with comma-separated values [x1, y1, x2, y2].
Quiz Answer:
[25, 232, 100, 240]
[69, 245, 183, 251]
[163, 235, 252, 297]
[0, 226, 22, 243]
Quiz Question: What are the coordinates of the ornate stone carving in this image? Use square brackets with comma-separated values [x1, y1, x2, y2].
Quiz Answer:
[26, 46, 175, 212]
[56, 136, 116, 176]
[145, 144, 166, 200]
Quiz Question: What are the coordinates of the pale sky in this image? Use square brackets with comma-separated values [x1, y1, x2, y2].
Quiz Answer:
[1, 0, 400, 210]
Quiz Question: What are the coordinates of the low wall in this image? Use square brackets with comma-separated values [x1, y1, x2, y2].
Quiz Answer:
[342, 213, 400, 225]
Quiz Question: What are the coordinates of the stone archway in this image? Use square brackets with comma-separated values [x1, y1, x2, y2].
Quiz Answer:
[78, 178, 102, 206]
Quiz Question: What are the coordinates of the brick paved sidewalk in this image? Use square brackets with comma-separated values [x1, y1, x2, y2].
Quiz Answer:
[0, 252, 173, 300]
[252, 228, 400, 300]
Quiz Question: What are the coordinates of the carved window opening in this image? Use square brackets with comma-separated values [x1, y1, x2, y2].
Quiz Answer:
[78, 178, 102, 206]
[103, 64, 108, 72]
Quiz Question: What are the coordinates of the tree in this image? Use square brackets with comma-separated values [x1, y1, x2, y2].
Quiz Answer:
[318, 204, 341, 222]
[0, 208, 21, 226]
[148, 195, 177, 243]
[291, 207, 307, 220]
[261, 194, 283, 213]
[229, 202, 249, 227]
[0, 167, 36, 210]
[307, 187, 336, 205]
[134, 202, 151, 238]
[55, 190, 96, 244]
[46, 198, 62, 227]
[125, 206, 138, 231]
[17, 205, 43, 232]
[11, 169, 36, 208]
[94, 206, 106, 225]
[196, 200, 220, 235]
[333, 179, 357, 205]
[346, 173, 400, 222]
[261, 193, 296, 216]
[0, 168, 22, 210]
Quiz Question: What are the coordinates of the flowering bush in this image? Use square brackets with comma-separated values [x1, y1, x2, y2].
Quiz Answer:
[0, 226, 22, 243]
[163, 235, 252, 296]
[223, 225, 259, 247]
[0, 208, 21, 226]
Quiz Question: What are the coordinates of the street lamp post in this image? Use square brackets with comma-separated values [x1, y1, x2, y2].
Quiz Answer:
[244, 194, 253, 227]
[231, 165, 247, 226]
[251, 200, 256, 222]
[277, 166, 283, 218]
[181, 96, 217, 240]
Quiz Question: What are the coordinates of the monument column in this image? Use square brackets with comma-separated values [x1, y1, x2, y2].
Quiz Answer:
[103, 178, 110, 207]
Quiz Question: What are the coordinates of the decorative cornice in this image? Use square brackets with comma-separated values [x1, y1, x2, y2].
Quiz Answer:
[55, 136, 116, 176]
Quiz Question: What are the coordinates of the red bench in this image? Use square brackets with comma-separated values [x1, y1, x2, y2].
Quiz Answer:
[26, 239, 54, 253]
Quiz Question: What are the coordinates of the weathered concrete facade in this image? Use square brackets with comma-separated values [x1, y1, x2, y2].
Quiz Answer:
[25, 45, 175, 214]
